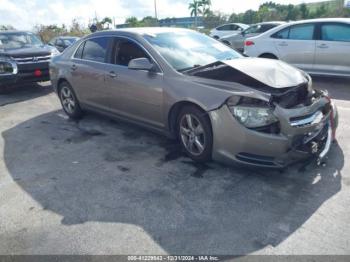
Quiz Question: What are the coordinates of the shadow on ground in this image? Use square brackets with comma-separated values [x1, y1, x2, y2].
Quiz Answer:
[0, 83, 52, 107]
[2, 110, 344, 254]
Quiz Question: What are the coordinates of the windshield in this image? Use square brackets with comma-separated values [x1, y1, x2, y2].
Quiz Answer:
[244, 25, 261, 34]
[144, 31, 242, 71]
[0, 32, 43, 50]
[63, 38, 77, 46]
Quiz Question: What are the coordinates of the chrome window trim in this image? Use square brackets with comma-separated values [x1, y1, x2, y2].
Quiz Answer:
[70, 34, 163, 74]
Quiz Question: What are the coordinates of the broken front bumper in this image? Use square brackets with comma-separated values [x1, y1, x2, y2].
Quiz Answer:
[209, 96, 338, 168]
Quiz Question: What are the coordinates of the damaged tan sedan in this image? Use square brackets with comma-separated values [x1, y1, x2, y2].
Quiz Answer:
[50, 28, 338, 168]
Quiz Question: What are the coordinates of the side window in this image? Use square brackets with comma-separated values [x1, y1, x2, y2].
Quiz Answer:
[261, 24, 275, 32]
[115, 40, 149, 66]
[230, 25, 239, 31]
[289, 24, 315, 40]
[217, 25, 229, 31]
[82, 37, 109, 63]
[74, 42, 85, 59]
[321, 23, 350, 42]
[272, 28, 290, 39]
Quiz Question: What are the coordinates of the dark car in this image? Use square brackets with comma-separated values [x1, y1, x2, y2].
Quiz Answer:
[0, 31, 60, 93]
[49, 36, 80, 52]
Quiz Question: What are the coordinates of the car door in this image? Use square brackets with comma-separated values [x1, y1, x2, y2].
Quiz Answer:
[69, 36, 112, 111]
[104, 37, 164, 128]
[273, 23, 316, 71]
[314, 22, 350, 76]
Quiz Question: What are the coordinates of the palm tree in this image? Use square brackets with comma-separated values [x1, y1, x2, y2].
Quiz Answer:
[189, 0, 200, 27]
[198, 0, 211, 16]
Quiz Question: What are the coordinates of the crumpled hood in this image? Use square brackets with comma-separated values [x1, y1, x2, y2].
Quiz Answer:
[222, 57, 307, 88]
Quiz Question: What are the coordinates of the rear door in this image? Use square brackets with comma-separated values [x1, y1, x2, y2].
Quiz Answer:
[103, 37, 164, 127]
[70, 37, 112, 111]
[314, 22, 350, 76]
[272, 23, 316, 71]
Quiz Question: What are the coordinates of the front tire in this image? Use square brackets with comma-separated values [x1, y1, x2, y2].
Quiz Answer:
[58, 82, 83, 119]
[177, 106, 213, 162]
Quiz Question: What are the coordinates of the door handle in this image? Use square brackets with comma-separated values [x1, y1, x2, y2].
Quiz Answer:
[278, 42, 288, 47]
[317, 44, 329, 49]
[71, 64, 77, 71]
[108, 71, 117, 78]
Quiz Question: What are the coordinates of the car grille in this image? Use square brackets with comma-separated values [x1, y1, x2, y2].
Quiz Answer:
[11, 55, 51, 64]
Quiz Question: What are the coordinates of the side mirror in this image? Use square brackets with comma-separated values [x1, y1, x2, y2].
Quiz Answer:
[128, 58, 154, 71]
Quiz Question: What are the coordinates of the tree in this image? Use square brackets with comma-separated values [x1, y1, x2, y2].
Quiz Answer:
[189, 0, 200, 26]
[198, 0, 212, 17]
[0, 25, 15, 31]
[125, 17, 141, 27]
[141, 16, 158, 27]
[300, 3, 309, 19]
[100, 17, 113, 29]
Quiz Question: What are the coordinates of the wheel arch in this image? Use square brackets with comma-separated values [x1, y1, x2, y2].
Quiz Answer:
[259, 53, 279, 59]
[167, 100, 211, 138]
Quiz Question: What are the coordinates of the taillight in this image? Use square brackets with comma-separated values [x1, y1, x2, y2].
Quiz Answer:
[245, 40, 255, 46]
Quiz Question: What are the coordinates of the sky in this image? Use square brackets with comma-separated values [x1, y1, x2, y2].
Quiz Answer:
[0, 0, 327, 30]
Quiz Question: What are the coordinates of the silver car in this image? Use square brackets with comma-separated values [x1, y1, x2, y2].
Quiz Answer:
[220, 22, 285, 52]
[244, 18, 350, 77]
[50, 28, 338, 168]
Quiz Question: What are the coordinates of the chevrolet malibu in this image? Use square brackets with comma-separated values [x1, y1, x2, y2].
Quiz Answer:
[50, 28, 338, 168]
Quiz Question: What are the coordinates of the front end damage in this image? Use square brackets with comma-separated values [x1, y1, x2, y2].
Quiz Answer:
[186, 59, 338, 168]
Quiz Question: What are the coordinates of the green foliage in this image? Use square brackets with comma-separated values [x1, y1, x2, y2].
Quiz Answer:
[209, 0, 350, 28]
[0, 25, 15, 31]
[34, 19, 89, 43]
[124, 16, 159, 27]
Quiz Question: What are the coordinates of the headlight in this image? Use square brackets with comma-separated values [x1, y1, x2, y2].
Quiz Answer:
[0, 57, 17, 75]
[51, 48, 60, 57]
[230, 106, 278, 128]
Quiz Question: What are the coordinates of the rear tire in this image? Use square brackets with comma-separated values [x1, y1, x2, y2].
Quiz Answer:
[58, 81, 83, 119]
[177, 106, 213, 163]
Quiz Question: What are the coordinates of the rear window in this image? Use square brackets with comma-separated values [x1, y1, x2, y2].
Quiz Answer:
[74, 42, 85, 59]
[321, 23, 350, 42]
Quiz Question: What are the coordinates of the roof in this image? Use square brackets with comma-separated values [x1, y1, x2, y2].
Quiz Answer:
[288, 18, 350, 25]
[91, 27, 194, 37]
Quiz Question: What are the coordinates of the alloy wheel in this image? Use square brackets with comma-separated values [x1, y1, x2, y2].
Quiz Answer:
[60, 86, 76, 114]
[179, 114, 206, 156]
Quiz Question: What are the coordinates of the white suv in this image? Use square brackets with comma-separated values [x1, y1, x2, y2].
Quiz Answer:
[244, 18, 350, 77]
[210, 23, 249, 39]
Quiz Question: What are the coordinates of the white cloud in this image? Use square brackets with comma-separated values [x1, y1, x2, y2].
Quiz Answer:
[0, 0, 329, 30]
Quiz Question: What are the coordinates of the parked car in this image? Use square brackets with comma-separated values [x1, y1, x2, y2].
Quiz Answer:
[210, 23, 249, 39]
[0, 30, 60, 93]
[244, 18, 350, 77]
[50, 28, 338, 168]
[49, 36, 80, 52]
[220, 22, 285, 52]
